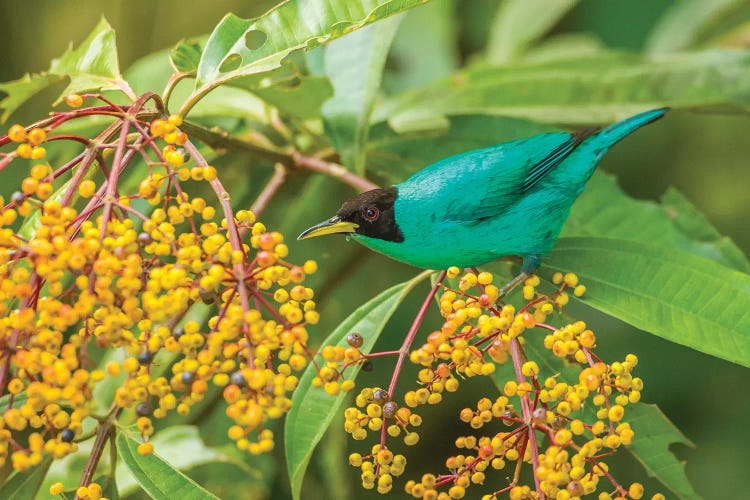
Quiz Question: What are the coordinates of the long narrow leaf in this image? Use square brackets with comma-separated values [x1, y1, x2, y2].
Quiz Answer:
[116, 429, 219, 500]
[285, 270, 432, 500]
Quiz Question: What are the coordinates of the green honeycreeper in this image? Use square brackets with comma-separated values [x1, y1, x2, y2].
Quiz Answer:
[299, 108, 668, 293]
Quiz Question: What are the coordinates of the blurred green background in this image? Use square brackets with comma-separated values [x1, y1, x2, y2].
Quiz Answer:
[1, 1, 748, 498]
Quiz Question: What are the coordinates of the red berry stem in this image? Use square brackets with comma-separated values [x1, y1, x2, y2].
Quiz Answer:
[509, 338, 545, 499]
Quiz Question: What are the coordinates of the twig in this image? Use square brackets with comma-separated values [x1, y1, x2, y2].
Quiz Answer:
[76, 403, 121, 496]
[292, 152, 378, 192]
[510, 338, 545, 499]
[380, 270, 446, 449]
[251, 163, 287, 217]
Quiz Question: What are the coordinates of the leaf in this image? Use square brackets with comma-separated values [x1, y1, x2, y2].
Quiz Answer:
[375, 49, 750, 126]
[322, 14, 403, 173]
[564, 172, 750, 272]
[0, 73, 61, 123]
[253, 72, 334, 120]
[365, 114, 554, 183]
[384, 0, 459, 93]
[116, 425, 250, 496]
[285, 270, 433, 500]
[627, 404, 700, 500]
[0, 458, 52, 499]
[194, 0, 430, 92]
[646, 0, 745, 53]
[49, 17, 123, 103]
[0, 17, 121, 118]
[486, 0, 580, 64]
[116, 427, 220, 500]
[0, 391, 28, 410]
[524, 33, 606, 64]
[541, 237, 750, 367]
[171, 39, 203, 73]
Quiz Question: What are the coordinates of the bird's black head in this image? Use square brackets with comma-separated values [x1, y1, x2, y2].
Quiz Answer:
[298, 187, 404, 242]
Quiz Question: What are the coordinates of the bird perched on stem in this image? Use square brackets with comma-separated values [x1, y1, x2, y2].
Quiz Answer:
[299, 108, 668, 296]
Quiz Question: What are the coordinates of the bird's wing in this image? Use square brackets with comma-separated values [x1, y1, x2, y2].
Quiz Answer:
[411, 132, 586, 223]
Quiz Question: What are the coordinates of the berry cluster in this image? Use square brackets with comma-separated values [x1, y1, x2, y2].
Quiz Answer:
[322, 267, 661, 499]
[0, 101, 320, 474]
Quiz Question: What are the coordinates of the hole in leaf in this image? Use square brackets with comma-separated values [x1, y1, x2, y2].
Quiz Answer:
[219, 53, 242, 73]
[245, 30, 267, 50]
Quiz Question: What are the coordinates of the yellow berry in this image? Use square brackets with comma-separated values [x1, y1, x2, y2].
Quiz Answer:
[66, 93, 84, 107]
[138, 442, 154, 455]
[50, 482, 65, 495]
[8, 124, 26, 142]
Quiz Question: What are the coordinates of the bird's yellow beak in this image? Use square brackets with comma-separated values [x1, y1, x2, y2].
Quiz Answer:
[297, 216, 359, 240]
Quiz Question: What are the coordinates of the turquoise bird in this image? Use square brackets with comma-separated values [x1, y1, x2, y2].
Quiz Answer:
[299, 109, 667, 294]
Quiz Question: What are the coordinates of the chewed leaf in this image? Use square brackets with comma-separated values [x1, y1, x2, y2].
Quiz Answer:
[195, 0, 430, 92]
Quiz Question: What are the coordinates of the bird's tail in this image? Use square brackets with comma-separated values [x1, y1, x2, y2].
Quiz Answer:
[586, 108, 669, 152]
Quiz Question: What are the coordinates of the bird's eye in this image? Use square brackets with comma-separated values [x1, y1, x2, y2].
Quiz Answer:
[363, 206, 380, 221]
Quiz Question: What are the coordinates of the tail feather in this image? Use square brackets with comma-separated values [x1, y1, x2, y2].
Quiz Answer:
[587, 108, 669, 151]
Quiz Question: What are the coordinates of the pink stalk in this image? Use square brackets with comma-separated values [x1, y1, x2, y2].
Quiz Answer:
[510, 338, 545, 499]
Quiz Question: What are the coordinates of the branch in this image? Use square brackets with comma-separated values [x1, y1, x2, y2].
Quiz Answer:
[177, 121, 379, 193]
[251, 163, 287, 217]
[510, 339, 545, 499]
[76, 403, 120, 496]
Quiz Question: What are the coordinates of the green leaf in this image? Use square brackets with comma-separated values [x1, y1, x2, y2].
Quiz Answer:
[322, 14, 403, 173]
[285, 270, 433, 500]
[524, 33, 606, 64]
[171, 39, 203, 73]
[365, 115, 553, 183]
[0, 73, 61, 123]
[0, 458, 52, 499]
[194, 0, 430, 92]
[253, 71, 334, 120]
[646, 0, 745, 53]
[627, 404, 699, 500]
[385, 0, 459, 93]
[486, 0, 580, 64]
[116, 425, 250, 496]
[49, 17, 123, 103]
[541, 237, 750, 367]
[564, 172, 750, 272]
[376, 49, 750, 126]
[0, 17, 121, 118]
[116, 427, 220, 500]
[0, 391, 28, 410]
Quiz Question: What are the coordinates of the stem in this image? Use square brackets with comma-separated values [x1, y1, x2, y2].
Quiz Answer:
[387, 271, 446, 397]
[292, 152, 378, 192]
[510, 338, 545, 499]
[379, 270, 445, 450]
[76, 403, 120, 495]
[250, 163, 287, 217]
[163, 72, 192, 112]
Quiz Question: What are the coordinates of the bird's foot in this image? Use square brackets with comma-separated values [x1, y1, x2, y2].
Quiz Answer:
[497, 272, 529, 302]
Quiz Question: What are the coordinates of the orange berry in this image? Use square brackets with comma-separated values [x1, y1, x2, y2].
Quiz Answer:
[27, 128, 47, 146]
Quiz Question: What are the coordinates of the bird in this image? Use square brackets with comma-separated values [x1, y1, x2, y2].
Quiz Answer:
[298, 108, 668, 296]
